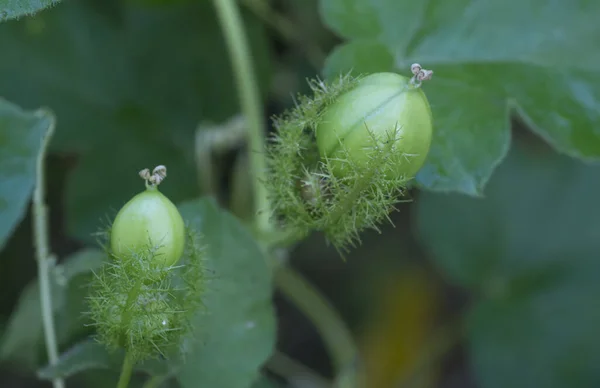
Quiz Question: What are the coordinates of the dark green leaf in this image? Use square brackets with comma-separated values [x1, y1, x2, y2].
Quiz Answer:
[325, 40, 393, 77]
[37, 340, 114, 380]
[467, 269, 600, 388]
[0, 0, 271, 241]
[320, 0, 600, 195]
[174, 198, 276, 388]
[37, 339, 170, 380]
[0, 248, 105, 368]
[0, 272, 43, 367]
[0, 98, 53, 251]
[415, 141, 600, 387]
[251, 375, 282, 388]
[0, 0, 60, 22]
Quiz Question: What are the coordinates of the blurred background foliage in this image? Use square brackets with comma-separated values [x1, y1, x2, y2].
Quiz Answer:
[1, 0, 600, 387]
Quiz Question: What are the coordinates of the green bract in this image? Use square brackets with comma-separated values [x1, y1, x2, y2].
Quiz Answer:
[110, 186, 185, 268]
[265, 69, 435, 252]
[316, 72, 433, 180]
[89, 167, 207, 362]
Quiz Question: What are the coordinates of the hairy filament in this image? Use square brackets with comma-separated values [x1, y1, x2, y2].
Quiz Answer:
[87, 225, 208, 362]
[265, 72, 418, 252]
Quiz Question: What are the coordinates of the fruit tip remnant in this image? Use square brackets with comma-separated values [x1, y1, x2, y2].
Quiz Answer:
[140, 165, 168, 187]
[409, 63, 433, 88]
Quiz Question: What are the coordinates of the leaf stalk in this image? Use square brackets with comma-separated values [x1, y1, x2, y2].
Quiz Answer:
[116, 351, 135, 388]
[32, 113, 65, 388]
[211, 0, 272, 234]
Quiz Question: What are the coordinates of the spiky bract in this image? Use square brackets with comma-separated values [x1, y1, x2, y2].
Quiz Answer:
[265, 72, 419, 252]
[87, 226, 208, 362]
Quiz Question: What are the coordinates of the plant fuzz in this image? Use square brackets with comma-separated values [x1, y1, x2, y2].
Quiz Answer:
[265, 69, 432, 252]
[87, 225, 208, 362]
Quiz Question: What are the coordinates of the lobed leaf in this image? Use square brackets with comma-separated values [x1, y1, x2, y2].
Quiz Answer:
[415, 140, 600, 388]
[320, 0, 600, 195]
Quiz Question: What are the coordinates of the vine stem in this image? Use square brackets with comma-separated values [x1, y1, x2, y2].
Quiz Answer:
[267, 350, 332, 388]
[116, 352, 135, 388]
[239, 0, 326, 68]
[274, 266, 358, 373]
[32, 114, 65, 388]
[115, 278, 143, 388]
[212, 0, 272, 234]
[142, 375, 167, 388]
[212, 0, 360, 385]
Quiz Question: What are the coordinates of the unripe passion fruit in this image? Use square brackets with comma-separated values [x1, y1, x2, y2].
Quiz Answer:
[110, 186, 185, 268]
[316, 72, 433, 179]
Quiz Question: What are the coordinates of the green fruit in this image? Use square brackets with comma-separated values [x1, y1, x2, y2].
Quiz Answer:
[111, 186, 185, 268]
[316, 72, 433, 179]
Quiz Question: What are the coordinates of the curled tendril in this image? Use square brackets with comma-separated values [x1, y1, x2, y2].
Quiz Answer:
[86, 225, 208, 362]
[264, 67, 430, 253]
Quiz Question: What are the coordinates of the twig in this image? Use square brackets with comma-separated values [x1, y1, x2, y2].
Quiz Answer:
[212, 0, 273, 234]
[274, 266, 358, 374]
[267, 350, 332, 388]
[32, 113, 65, 388]
[117, 352, 135, 388]
[239, 0, 326, 68]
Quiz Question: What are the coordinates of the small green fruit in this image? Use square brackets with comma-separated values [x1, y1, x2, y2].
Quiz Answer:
[316, 72, 433, 179]
[111, 186, 185, 268]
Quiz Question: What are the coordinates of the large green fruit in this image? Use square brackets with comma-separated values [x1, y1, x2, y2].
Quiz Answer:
[110, 186, 185, 268]
[316, 72, 433, 179]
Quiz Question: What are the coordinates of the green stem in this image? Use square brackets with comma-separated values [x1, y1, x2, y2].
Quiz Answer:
[142, 375, 166, 388]
[116, 352, 135, 388]
[195, 115, 247, 200]
[212, 0, 272, 234]
[230, 150, 254, 222]
[239, 0, 326, 68]
[267, 350, 331, 388]
[260, 227, 307, 251]
[120, 279, 143, 342]
[274, 266, 358, 372]
[327, 166, 378, 227]
[33, 114, 65, 388]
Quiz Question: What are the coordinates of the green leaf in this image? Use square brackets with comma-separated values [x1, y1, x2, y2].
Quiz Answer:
[0, 0, 271, 241]
[415, 141, 600, 388]
[320, 0, 600, 195]
[0, 98, 53, 251]
[325, 40, 393, 76]
[37, 339, 170, 380]
[251, 375, 282, 388]
[174, 198, 276, 388]
[0, 0, 60, 22]
[0, 248, 105, 368]
[467, 269, 600, 388]
[37, 340, 115, 380]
